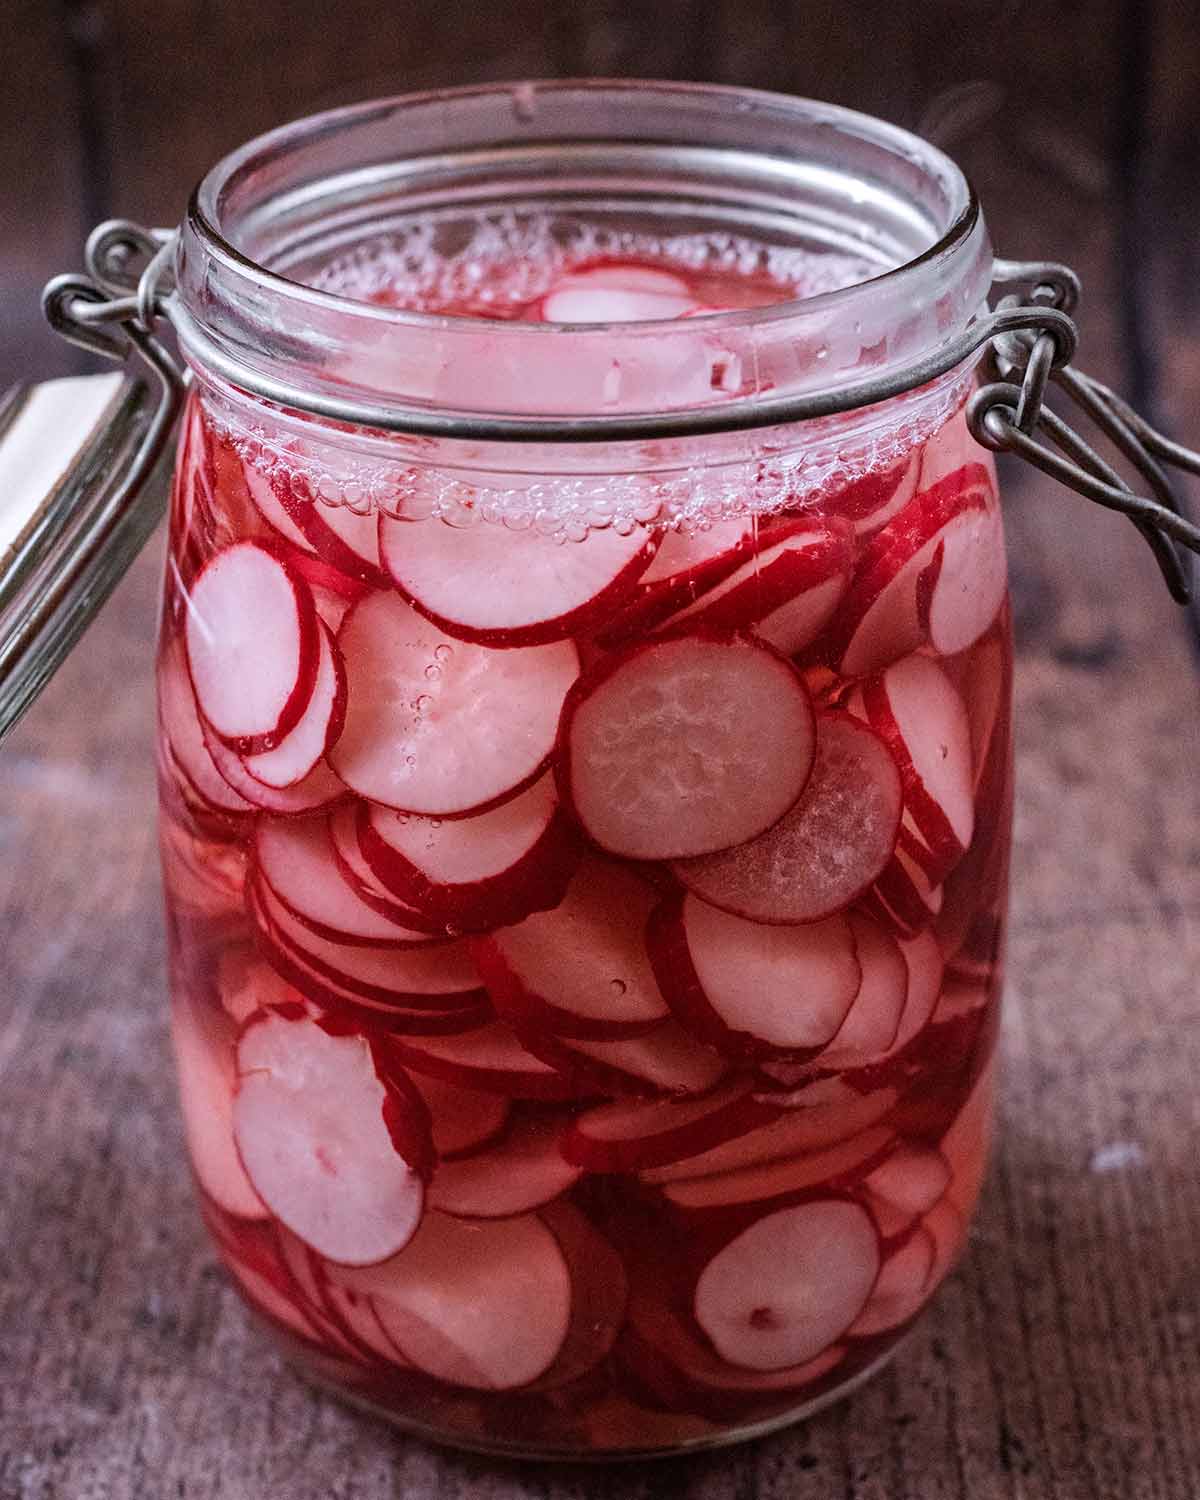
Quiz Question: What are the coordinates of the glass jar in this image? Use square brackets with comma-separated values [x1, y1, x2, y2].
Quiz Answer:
[36, 77, 1198, 1462]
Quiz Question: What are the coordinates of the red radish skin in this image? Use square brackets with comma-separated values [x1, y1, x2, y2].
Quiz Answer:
[473, 858, 670, 1040]
[558, 631, 816, 861]
[379, 510, 659, 647]
[649, 893, 860, 1061]
[692, 1199, 881, 1370]
[671, 712, 902, 925]
[381, 1020, 580, 1101]
[244, 453, 388, 587]
[203, 720, 347, 816]
[866, 842, 945, 938]
[331, 591, 579, 816]
[185, 540, 321, 753]
[325, 804, 444, 935]
[427, 1114, 581, 1218]
[241, 621, 346, 789]
[819, 913, 909, 1068]
[562, 1080, 780, 1173]
[826, 450, 920, 536]
[224, 1249, 328, 1348]
[358, 773, 581, 932]
[596, 519, 755, 646]
[232, 1007, 433, 1266]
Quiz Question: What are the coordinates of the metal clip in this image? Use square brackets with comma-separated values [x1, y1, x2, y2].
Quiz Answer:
[969, 260, 1200, 603]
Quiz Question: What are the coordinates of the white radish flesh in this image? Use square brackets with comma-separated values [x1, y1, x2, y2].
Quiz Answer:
[242, 621, 345, 788]
[427, 1115, 580, 1218]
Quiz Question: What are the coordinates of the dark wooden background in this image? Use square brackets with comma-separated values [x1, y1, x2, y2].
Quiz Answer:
[4, 3, 1200, 1497]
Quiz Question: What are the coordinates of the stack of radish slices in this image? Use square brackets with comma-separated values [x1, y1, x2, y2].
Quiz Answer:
[160, 351, 1007, 1429]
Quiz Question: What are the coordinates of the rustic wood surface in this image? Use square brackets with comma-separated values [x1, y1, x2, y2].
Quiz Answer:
[3, 4, 1200, 1497]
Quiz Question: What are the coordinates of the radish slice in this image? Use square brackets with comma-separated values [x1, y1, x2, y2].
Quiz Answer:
[171, 999, 268, 1220]
[534, 1200, 628, 1390]
[427, 1114, 580, 1218]
[331, 591, 578, 816]
[225, 1251, 325, 1345]
[474, 858, 669, 1039]
[562, 1080, 778, 1173]
[185, 541, 320, 751]
[241, 621, 345, 789]
[662, 1124, 896, 1210]
[559, 632, 816, 861]
[203, 720, 346, 815]
[382, 1020, 578, 1101]
[240, 453, 316, 554]
[274, 1226, 367, 1361]
[828, 462, 1001, 675]
[319, 1260, 412, 1364]
[325, 803, 442, 933]
[641, 1081, 900, 1185]
[847, 1225, 936, 1336]
[243, 456, 386, 586]
[826, 450, 921, 536]
[355, 1210, 572, 1389]
[217, 948, 298, 1026]
[159, 641, 256, 817]
[867, 842, 944, 938]
[656, 519, 853, 655]
[649, 894, 860, 1060]
[857, 655, 974, 871]
[693, 1200, 880, 1370]
[380, 512, 657, 647]
[233, 1008, 432, 1266]
[539, 264, 698, 323]
[408, 1071, 510, 1159]
[672, 712, 902, 925]
[359, 773, 580, 932]
[865, 1145, 952, 1225]
[819, 913, 909, 1067]
[890, 929, 945, 1054]
[255, 816, 440, 949]
[524, 1019, 727, 1099]
[596, 519, 754, 646]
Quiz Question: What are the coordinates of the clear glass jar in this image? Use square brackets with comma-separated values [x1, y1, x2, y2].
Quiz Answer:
[142, 82, 1010, 1457]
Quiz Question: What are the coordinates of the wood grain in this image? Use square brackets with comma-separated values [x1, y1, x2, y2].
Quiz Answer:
[3, 4, 1200, 1498]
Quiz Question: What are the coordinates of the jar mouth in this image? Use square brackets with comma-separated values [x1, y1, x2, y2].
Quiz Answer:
[174, 79, 992, 436]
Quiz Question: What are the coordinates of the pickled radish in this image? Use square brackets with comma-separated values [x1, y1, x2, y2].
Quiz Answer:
[563, 1080, 778, 1173]
[596, 519, 754, 645]
[559, 633, 816, 860]
[243, 455, 386, 586]
[380, 511, 657, 646]
[693, 1200, 880, 1370]
[409, 1071, 510, 1159]
[203, 721, 346, 815]
[331, 591, 579, 815]
[326, 802, 443, 933]
[428, 1115, 580, 1217]
[525, 1018, 727, 1098]
[865, 1145, 951, 1227]
[233, 1008, 433, 1266]
[820, 913, 908, 1067]
[661, 1123, 896, 1211]
[539, 264, 698, 322]
[827, 450, 920, 536]
[382, 1020, 578, 1101]
[672, 712, 902, 924]
[847, 1225, 936, 1336]
[534, 1200, 628, 1390]
[242, 621, 345, 789]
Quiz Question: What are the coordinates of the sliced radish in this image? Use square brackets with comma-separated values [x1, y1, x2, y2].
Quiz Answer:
[819, 913, 909, 1068]
[655, 519, 853, 655]
[216, 948, 298, 1026]
[239, 621, 345, 789]
[255, 816, 440, 948]
[857, 655, 974, 874]
[827, 462, 1001, 675]
[171, 999, 268, 1220]
[428, 1114, 580, 1218]
[407, 1070, 510, 1159]
[244, 455, 387, 586]
[354, 1209, 571, 1389]
[233, 1007, 432, 1265]
[641, 1080, 899, 1185]
[559, 632, 816, 861]
[331, 591, 578, 815]
[649, 894, 860, 1060]
[662, 1124, 896, 1211]
[185, 540, 321, 751]
[671, 712, 902, 925]
[562, 1079, 778, 1173]
[382, 1019, 578, 1101]
[693, 1199, 880, 1370]
[358, 772, 580, 932]
[474, 858, 669, 1039]
[326, 802, 442, 933]
[318, 1259, 412, 1364]
[890, 929, 945, 1055]
[939, 1057, 996, 1217]
[595, 519, 754, 646]
[538, 263, 699, 323]
[522, 1018, 727, 1099]
[380, 512, 657, 647]
[239, 451, 316, 554]
[159, 640, 256, 817]
[865, 1145, 952, 1231]
[867, 842, 944, 938]
[274, 1226, 367, 1361]
[224, 1249, 326, 1346]
[846, 1224, 936, 1337]
[826, 449, 920, 536]
[534, 1200, 628, 1390]
[203, 721, 347, 815]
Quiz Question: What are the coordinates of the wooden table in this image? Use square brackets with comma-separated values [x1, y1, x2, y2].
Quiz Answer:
[5, 6, 1200, 1497]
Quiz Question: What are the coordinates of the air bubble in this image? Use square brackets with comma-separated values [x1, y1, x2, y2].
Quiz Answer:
[414, 694, 433, 715]
[434, 644, 454, 662]
[424, 664, 442, 682]
[609, 979, 628, 998]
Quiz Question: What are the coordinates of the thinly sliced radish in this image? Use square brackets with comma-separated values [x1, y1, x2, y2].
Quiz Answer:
[641, 1081, 899, 1185]
[355, 1210, 572, 1389]
[171, 999, 268, 1220]
[662, 1124, 896, 1211]
[939, 1057, 996, 1217]
[217, 947, 298, 1025]
[255, 816, 440, 948]
[225, 1249, 326, 1346]
[671, 712, 902, 925]
[203, 720, 347, 815]
[538, 264, 699, 323]
[827, 462, 1001, 675]
[428, 1114, 580, 1217]
[693, 1199, 880, 1370]
[380, 512, 657, 647]
[240, 621, 345, 789]
[474, 858, 669, 1039]
[239, 451, 316, 554]
[244, 455, 387, 586]
[826, 450, 920, 536]
[655, 519, 853, 655]
[857, 655, 974, 873]
[382, 1020, 578, 1100]
[158, 815, 247, 918]
[890, 929, 945, 1055]
[359, 773, 580, 932]
[562, 1079, 778, 1173]
[865, 1145, 951, 1231]
[649, 894, 860, 1060]
[819, 913, 909, 1068]
[233, 1007, 432, 1266]
[867, 842, 944, 938]
[525, 1018, 727, 1098]
[534, 1200, 628, 1390]
[331, 591, 579, 815]
[559, 632, 816, 861]
[185, 541, 321, 751]
[595, 519, 754, 646]
[318, 1259, 412, 1364]
[274, 1226, 367, 1361]
[846, 1224, 936, 1337]
[159, 641, 256, 817]
[408, 1070, 510, 1159]
[326, 803, 442, 933]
